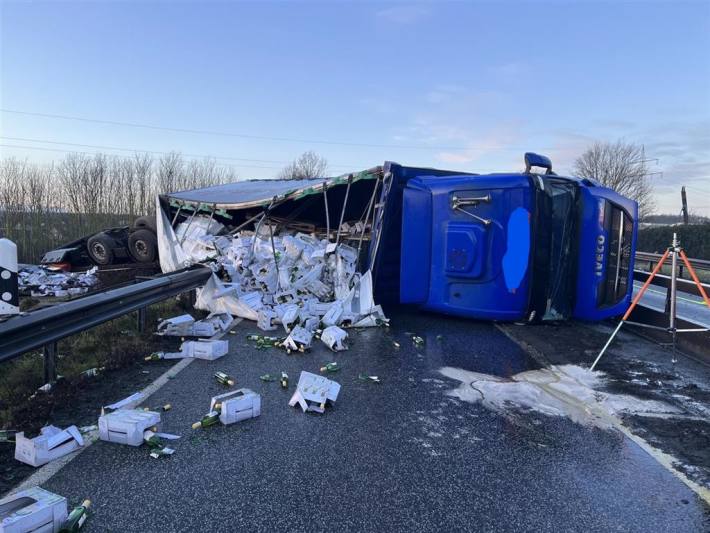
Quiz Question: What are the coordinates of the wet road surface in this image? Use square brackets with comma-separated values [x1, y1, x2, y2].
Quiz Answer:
[42, 310, 709, 532]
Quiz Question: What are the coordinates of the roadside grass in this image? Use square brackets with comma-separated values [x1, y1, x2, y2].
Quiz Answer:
[0, 297, 196, 431]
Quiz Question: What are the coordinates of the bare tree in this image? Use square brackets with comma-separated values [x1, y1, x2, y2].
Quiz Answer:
[574, 140, 655, 217]
[277, 151, 328, 180]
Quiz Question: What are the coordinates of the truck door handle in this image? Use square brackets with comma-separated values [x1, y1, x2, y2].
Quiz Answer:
[451, 194, 491, 209]
[451, 194, 492, 226]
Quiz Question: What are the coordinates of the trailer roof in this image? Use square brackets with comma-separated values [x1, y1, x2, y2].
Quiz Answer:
[161, 169, 380, 210]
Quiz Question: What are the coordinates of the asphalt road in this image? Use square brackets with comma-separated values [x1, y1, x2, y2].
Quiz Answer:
[43, 310, 709, 532]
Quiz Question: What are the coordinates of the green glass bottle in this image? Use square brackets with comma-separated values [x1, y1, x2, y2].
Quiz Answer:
[144, 352, 163, 362]
[260, 373, 277, 382]
[320, 362, 340, 373]
[192, 409, 220, 429]
[214, 371, 235, 386]
[280, 372, 289, 388]
[59, 499, 91, 532]
[358, 373, 381, 383]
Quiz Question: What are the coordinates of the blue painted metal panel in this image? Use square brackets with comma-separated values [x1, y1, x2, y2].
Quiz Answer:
[400, 185, 432, 303]
[573, 185, 638, 320]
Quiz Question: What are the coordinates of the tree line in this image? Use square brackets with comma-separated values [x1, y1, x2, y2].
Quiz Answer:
[0, 152, 239, 263]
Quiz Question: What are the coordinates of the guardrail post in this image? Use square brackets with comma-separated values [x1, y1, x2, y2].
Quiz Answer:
[137, 306, 147, 333]
[43, 342, 57, 384]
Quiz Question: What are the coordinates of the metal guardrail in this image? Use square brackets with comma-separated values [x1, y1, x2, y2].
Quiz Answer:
[0, 266, 212, 381]
[635, 250, 710, 272]
[631, 250, 710, 363]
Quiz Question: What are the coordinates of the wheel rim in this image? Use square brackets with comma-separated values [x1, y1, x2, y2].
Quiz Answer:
[135, 240, 148, 257]
[92, 242, 107, 261]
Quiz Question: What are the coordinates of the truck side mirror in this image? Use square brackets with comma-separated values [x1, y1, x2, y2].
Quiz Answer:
[524, 152, 554, 175]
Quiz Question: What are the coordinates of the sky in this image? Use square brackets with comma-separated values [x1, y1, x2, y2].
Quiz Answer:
[1, 0, 709, 215]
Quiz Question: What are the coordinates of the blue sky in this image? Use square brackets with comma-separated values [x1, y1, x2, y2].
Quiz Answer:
[1, 0, 709, 214]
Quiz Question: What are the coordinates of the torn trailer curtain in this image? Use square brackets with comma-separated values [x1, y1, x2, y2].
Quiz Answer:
[156, 167, 384, 274]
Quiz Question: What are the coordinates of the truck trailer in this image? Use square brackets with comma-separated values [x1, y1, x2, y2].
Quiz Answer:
[157, 153, 637, 322]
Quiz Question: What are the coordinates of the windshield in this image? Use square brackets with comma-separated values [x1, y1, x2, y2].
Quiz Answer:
[540, 178, 578, 320]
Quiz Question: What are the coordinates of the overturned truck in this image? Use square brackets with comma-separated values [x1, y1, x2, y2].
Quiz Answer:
[156, 154, 637, 324]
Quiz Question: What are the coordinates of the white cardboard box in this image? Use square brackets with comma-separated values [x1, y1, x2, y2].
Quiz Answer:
[99, 409, 160, 446]
[181, 339, 228, 360]
[14, 425, 84, 467]
[210, 389, 261, 425]
[289, 371, 341, 414]
[0, 486, 67, 533]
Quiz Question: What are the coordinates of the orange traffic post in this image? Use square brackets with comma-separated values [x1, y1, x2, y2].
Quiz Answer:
[679, 250, 710, 309]
[590, 248, 671, 371]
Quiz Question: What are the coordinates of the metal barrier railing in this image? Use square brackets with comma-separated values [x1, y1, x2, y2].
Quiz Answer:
[0, 266, 211, 382]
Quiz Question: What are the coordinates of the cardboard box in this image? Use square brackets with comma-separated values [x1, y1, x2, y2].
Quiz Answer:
[99, 409, 160, 446]
[14, 425, 84, 468]
[181, 339, 228, 360]
[156, 314, 195, 336]
[210, 389, 261, 425]
[0, 486, 67, 533]
[288, 371, 341, 414]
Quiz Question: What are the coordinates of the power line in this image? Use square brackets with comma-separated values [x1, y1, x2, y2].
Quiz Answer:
[0, 136, 361, 169]
[0, 143, 283, 171]
[1, 108, 470, 151]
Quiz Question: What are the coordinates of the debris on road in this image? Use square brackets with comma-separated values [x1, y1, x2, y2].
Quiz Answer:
[320, 362, 340, 373]
[247, 334, 282, 349]
[0, 429, 17, 443]
[14, 425, 84, 467]
[191, 410, 220, 429]
[18, 265, 98, 298]
[358, 373, 381, 383]
[259, 373, 277, 382]
[156, 312, 232, 337]
[288, 371, 341, 414]
[0, 486, 68, 532]
[214, 371, 235, 386]
[280, 372, 289, 388]
[393, 341, 400, 349]
[143, 431, 176, 459]
[282, 325, 313, 353]
[412, 335, 424, 347]
[59, 499, 91, 532]
[98, 408, 161, 446]
[147, 339, 229, 361]
[205, 389, 261, 425]
[321, 325, 348, 351]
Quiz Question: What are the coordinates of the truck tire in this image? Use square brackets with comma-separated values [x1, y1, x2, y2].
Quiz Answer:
[128, 229, 158, 263]
[87, 233, 115, 266]
[132, 215, 157, 233]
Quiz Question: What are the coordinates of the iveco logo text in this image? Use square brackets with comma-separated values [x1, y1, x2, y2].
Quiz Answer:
[595, 235, 605, 277]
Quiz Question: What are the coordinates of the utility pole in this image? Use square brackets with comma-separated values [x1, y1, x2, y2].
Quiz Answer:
[681, 186, 689, 225]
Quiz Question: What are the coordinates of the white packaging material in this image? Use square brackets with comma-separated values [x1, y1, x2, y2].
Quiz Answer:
[210, 389, 261, 425]
[0, 486, 67, 533]
[283, 325, 313, 351]
[180, 339, 228, 360]
[289, 371, 341, 414]
[192, 313, 232, 337]
[280, 304, 300, 332]
[321, 326, 348, 351]
[321, 302, 343, 327]
[99, 409, 160, 446]
[257, 309, 278, 331]
[14, 425, 84, 467]
[156, 314, 195, 336]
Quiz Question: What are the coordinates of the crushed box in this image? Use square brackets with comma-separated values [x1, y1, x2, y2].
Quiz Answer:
[14, 425, 84, 468]
[288, 371, 341, 414]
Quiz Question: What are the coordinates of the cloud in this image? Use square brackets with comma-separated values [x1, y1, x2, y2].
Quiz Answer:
[376, 5, 429, 25]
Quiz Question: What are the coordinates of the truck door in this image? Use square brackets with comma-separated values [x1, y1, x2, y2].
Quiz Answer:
[400, 174, 534, 321]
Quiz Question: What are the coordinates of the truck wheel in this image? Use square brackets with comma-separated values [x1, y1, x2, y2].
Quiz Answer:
[87, 233, 115, 265]
[132, 215, 157, 233]
[128, 229, 158, 263]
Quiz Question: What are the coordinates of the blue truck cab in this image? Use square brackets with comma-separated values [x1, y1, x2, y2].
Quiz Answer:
[370, 154, 637, 321]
